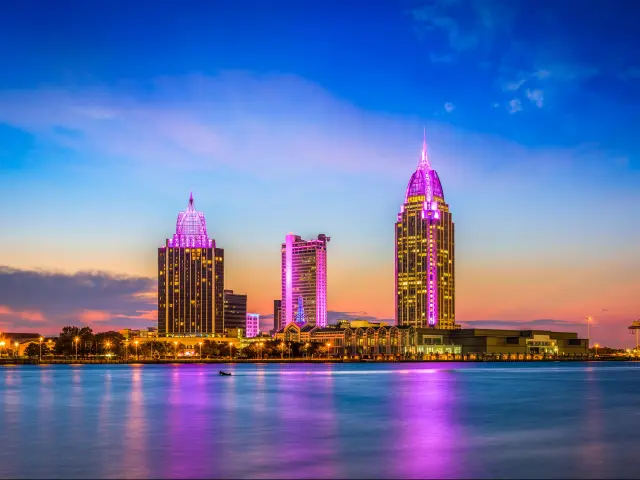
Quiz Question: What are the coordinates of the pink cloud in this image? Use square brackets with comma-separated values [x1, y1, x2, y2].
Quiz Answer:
[79, 309, 112, 322]
[0, 304, 45, 322]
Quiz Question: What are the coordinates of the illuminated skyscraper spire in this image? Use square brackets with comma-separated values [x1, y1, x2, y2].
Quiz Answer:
[419, 127, 430, 170]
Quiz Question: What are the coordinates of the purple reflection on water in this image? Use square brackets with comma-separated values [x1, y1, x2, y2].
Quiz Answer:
[1, 363, 640, 479]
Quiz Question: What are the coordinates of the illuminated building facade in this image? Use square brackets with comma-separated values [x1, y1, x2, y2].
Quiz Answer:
[396, 136, 455, 329]
[246, 313, 260, 338]
[158, 193, 225, 336]
[280, 233, 330, 329]
[223, 290, 247, 333]
[273, 300, 281, 333]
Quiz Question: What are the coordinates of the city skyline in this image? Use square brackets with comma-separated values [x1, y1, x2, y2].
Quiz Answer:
[0, 1, 639, 347]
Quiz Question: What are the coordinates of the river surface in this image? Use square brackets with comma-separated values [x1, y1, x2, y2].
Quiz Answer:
[1, 362, 640, 479]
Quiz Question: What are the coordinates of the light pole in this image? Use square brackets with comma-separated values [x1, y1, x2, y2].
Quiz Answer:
[39, 336, 43, 362]
[0, 340, 4, 358]
[229, 342, 233, 361]
[280, 342, 285, 360]
[326, 343, 331, 360]
[595, 343, 600, 357]
[134, 340, 139, 360]
[259, 342, 263, 360]
[585, 316, 592, 348]
[199, 342, 203, 359]
[124, 340, 129, 361]
[74, 337, 79, 360]
[14, 341, 19, 358]
[173, 341, 178, 360]
[304, 342, 309, 359]
[105, 342, 111, 358]
[47, 339, 53, 358]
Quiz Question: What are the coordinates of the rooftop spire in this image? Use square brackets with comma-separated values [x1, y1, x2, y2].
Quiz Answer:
[188, 192, 194, 209]
[419, 127, 431, 170]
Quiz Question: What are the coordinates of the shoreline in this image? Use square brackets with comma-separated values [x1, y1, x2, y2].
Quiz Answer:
[1, 357, 635, 365]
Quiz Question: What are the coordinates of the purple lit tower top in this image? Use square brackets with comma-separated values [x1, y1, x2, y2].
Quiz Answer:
[395, 132, 455, 329]
[167, 193, 214, 248]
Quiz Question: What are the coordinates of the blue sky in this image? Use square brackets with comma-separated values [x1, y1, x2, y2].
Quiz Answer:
[0, 0, 639, 346]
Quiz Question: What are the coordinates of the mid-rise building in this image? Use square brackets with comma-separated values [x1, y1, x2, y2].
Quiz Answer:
[223, 289, 247, 334]
[396, 136, 455, 329]
[158, 193, 224, 336]
[273, 300, 281, 334]
[246, 313, 260, 338]
[280, 233, 330, 329]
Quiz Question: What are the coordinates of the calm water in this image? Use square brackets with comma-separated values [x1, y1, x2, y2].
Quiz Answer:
[1, 362, 640, 479]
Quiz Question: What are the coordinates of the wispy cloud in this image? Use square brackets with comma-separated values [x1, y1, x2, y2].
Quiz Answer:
[508, 98, 522, 114]
[444, 102, 455, 113]
[0, 73, 429, 180]
[526, 89, 544, 108]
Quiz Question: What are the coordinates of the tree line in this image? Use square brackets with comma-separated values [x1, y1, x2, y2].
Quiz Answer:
[18, 325, 329, 359]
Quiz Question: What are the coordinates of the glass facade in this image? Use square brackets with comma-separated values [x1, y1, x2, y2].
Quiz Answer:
[280, 234, 330, 329]
[158, 195, 225, 336]
[396, 138, 455, 329]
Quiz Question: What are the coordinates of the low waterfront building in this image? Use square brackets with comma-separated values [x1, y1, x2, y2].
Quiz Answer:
[416, 328, 588, 356]
[310, 323, 417, 357]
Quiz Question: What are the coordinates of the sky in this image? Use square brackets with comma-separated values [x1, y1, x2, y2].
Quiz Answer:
[0, 0, 639, 347]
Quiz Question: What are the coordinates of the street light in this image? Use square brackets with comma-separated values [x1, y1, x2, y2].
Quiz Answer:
[134, 340, 139, 360]
[124, 340, 129, 361]
[0, 340, 4, 358]
[585, 316, 592, 347]
[173, 341, 178, 360]
[105, 342, 111, 358]
[326, 342, 331, 360]
[305, 342, 309, 359]
[229, 342, 233, 361]
[39, 336, 44, 362]
[199, 341, 203, 359]
[259, 341, 263, 360]
[74, 337, 80, 360]
[14, 341, 19, 358]
[595, 343, 600, 357]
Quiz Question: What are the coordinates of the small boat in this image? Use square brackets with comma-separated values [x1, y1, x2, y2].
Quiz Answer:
[219, 371, 232, 376]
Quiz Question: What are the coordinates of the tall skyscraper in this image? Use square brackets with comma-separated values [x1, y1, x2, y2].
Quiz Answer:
[246, 313, 260, 338]
[158, 193, 225, 336]
[273, 300, 281, 333]
[395, 136, 455, 329]
[280, 233, 330, 329]
[223, 290, 247, 333]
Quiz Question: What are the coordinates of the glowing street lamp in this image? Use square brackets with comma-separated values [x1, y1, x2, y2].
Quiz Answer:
[173, 341, 178, 360]
[585, 316, 592, 347]
[595, 343, 600, 357]
[0, 340, 4, 358]
[39, 336, 44, 362]
[134, 340, 139, 360]
[229, 342, 233, 361]
[259, 341, 264, 360]
[304, 342, 309, 359]
[74, 337, 80, 360]
[326, 342, 331, 360]
[199, 341, 203, 359]
[105, 341, 111, 357]
[14, 341, 19, 358]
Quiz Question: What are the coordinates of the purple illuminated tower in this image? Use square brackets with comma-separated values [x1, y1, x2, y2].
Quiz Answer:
[280, 233, 330, 329]
[158, 193, 225, 336]
[395, 134, 455, 329]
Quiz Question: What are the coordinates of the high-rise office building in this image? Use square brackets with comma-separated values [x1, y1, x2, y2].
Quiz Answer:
[395, 136, 455, 329]
[158, 193, 224, 336]
[280, 233, 330, 329]
[246, 313, 260, 338]
[223, 290, 247, 333]
[273, 300, 281, 333]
